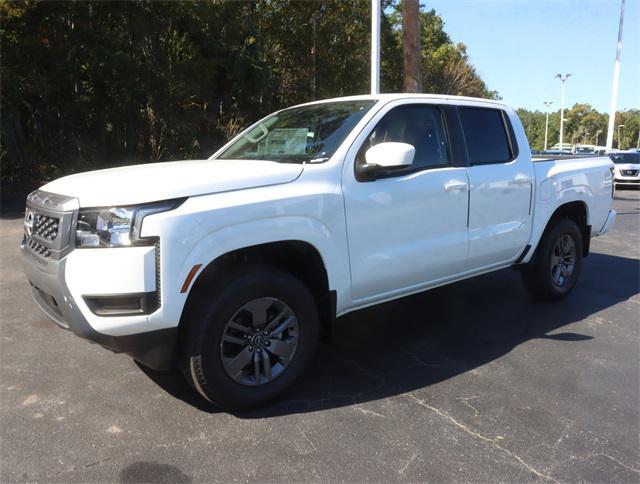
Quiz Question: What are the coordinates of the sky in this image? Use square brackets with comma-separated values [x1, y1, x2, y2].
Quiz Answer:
[424, 0, 639, 112]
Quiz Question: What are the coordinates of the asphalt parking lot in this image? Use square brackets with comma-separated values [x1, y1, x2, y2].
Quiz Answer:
[1, 191, 639, 483]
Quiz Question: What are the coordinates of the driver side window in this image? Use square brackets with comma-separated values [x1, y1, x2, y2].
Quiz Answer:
[355, 104, 450, 172]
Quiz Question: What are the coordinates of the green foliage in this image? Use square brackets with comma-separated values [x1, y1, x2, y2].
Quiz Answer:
[518, 104, 639, 151]
[1, 0, 497, 209]
[614, 110, 640, 151]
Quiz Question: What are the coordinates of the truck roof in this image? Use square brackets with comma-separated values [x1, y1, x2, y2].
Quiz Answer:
[291, 93, 508, 109]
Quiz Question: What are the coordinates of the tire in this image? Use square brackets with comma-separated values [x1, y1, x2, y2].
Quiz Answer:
[179, 265, 319, 410]
[521, 217, 583, 301]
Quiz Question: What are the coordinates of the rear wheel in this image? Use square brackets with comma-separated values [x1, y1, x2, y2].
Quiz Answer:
[180, 265, 319, 410]
[522, 218, 583, 301]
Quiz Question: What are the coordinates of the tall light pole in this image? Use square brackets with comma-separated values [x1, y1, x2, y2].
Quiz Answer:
[595, 129, 603, 146]
[606, 0, 625, 152]
[543, 101, 553, 151]
[555, 73, 571, 151]
[618, 124, 625, 149]
[371, 0, 381, 95]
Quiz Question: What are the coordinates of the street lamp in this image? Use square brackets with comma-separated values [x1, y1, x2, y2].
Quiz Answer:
[543, 101, 553, 151]
[595, 129, 603, 145]
[617, 124, 625, 149]
[555, 73, 571, 151]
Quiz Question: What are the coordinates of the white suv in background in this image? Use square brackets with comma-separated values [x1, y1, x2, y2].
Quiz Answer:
[610, 151, 640, 189]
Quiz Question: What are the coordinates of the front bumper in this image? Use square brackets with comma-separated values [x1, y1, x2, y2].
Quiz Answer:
[21, 239, 176, 370]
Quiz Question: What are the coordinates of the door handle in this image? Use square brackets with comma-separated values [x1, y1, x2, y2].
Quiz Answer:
[444, 180, 468, 192]
[513, 174, 532, 185]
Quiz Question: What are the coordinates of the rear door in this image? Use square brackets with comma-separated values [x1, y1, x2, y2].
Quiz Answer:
[460, 106, 534, 269]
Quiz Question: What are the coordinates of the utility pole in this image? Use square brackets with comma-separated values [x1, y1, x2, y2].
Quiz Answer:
[618, 124, 625, 149]
[402, 0, 421, 93]
[543, 101, 553, 151]
[606, 0, 625, 152]
[555, 74, 571, 151]
[371, 0, 381, 95]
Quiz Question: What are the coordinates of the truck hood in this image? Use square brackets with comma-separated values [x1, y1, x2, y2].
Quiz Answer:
[40, 159, 304, 207]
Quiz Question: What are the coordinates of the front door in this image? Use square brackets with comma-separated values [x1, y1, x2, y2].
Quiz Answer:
[342, 103, 470, 301]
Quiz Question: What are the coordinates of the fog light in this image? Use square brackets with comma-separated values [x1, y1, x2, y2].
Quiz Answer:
[84, 292, 158, 316]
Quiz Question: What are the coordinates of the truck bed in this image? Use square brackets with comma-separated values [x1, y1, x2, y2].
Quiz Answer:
[530, 155, 614, 247]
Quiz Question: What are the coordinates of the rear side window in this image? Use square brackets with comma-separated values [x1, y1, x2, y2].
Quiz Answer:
[459, 108, 512, 165]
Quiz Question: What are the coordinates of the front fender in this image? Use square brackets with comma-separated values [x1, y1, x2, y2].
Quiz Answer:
[182, 215, 347, 292]
[161, 214, 350, 329]
[139, 176, 351, 330]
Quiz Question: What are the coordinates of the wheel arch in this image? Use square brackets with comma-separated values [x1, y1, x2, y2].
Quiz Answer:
[179, 240, 335, 342]
[525, 200, 591, 266]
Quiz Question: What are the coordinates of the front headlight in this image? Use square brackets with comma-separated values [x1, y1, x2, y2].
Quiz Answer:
[75, 199, 184, 248]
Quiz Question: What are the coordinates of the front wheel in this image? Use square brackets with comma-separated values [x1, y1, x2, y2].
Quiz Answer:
[180, 265, 319, 410]
[521, 218, 583, 301]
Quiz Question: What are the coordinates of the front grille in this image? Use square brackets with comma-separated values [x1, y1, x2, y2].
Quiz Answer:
[621, 169, 639, 177]
[34, 214, 60, 240]
[27, 237, 52, 258]
[24, 190, 77, 260]
[24, 211, 59, 259]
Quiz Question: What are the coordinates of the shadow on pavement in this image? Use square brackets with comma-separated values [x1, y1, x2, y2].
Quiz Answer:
[119, 461, 192, 483]
[140, 252, 639, 417]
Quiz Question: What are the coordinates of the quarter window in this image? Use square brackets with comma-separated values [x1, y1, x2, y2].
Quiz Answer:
[356, 105, 449, 171]
[459, 108, 512, 165]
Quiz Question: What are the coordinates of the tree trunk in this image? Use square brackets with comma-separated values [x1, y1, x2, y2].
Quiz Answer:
[402, 0, 421, 93]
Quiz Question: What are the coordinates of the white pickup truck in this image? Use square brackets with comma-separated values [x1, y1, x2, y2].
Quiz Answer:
[21, 94, 616, 409]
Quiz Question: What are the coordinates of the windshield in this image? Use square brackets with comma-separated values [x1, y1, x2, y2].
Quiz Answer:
[609, 152, 640, 164]
[216, 100, 376, 163]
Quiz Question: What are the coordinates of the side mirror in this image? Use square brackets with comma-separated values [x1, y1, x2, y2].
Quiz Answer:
[365, 142, 415, 168]
[358, 142, 415, 181]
